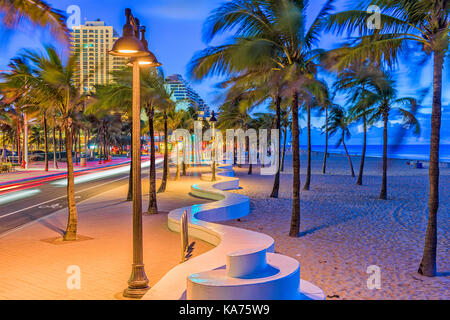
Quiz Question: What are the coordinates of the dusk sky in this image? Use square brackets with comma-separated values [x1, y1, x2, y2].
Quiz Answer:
[0, 0, 448, 145]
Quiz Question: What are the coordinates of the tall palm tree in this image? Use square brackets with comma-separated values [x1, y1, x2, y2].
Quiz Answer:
[325, 0, 449, 277]
[91, 78, 134, 200]
[25, 46, 86, 241]
[332, 63, 383, 185]
[0, 0, 69, 43]
[364, 71, 420, 201]
[280, 105, 291, 173]
[301, 80, 329, 191]
[140, 69, 171, 213]
[189, 0, 336, 237]
[327, 105, 355, 177]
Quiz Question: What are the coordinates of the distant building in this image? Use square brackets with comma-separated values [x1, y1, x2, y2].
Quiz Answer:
[70, 20, 128, 93]
[165, 74, 210, 118]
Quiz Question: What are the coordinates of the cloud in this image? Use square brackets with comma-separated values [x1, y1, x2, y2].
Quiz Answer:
[418, 108, 433, 115]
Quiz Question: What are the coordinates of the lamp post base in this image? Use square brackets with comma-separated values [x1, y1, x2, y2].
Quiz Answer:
[123, 286, 150, 299]
[123, 264, 150, 299]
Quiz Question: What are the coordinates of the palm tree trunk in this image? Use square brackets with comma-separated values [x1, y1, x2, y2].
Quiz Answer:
[342, 138, 355, 177]
[281, 127, 287, 172]
[43, 113, 49, 172]
[322, 106, 328, 174]
[16, 125, 21, 166]
[379, 109, 388, 200]
[418, 51, 444, 277]
[270, 95, 282, 198]
[52, 122, 58, 169]
[63, 124, 77, 241]
[175, 143, 181, 180]
[2, 132, 5, 162]
[303, 104, 312, 190]
[158, 111, 169, 193]
[58, 128, 62, 161]
[357, 114, 367, 186]
[73, 129, 78, 166]
[246, 124, 252, 175]
[289, 92, 300, 237]
[147, 106, 158, 214]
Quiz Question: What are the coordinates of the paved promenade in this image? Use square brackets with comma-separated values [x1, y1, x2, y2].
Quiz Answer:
[0, 174, 213, 300]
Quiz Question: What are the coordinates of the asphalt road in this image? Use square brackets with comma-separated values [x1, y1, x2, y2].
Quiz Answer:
[0, 161, 163, 237]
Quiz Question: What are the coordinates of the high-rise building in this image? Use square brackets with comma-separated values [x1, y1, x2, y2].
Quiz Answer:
[165, 74, 210, 118]
[70, 20, 128, 93]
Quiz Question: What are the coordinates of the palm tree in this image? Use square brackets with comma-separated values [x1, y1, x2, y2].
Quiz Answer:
[156, 107, 170, 192]
[332, 63, 383, 185]
[327, 105, 355, 177]
[364, 71, 420, 201]
[91, 77, 134, 201]
[280, 105, 291, 172]
[29, 124, 43, 151]
[0, 0, 69, 43]
[24, 46, 87, 241]
[325, 0, 449, 277]
[140, 69, 170, 213]
[217, 98, 254, 171]
[189, 0, 336, 237]
[301, 81, 330, 191]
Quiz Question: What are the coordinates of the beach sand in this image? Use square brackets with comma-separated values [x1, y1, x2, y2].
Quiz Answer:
[223, 152, 449, 300]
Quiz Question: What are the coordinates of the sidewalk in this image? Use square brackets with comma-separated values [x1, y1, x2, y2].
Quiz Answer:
[0, 174, 213, 300]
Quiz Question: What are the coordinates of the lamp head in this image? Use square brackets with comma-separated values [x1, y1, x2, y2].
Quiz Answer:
[209, 111, 218, 123]
[109, 9, 149, 57]
[126, 26, 162, 68]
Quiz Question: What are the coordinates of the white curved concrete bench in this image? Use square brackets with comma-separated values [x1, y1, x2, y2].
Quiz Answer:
[142, 165, 324, 300]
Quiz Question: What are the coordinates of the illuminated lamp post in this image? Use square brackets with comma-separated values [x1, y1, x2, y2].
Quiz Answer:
[109, 8, 161, 299]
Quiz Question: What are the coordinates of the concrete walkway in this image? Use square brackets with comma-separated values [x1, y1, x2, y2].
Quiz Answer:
[0, 174, 213, 300]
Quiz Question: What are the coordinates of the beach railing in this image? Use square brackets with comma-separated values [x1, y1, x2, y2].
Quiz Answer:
[180, 210, 189, 263]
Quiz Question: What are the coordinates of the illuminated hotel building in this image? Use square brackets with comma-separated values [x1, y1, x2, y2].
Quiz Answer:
[70, 20, 128, 93]
[165, 74, 211, 118]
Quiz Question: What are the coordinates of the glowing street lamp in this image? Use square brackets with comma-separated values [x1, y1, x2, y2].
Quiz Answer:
[209, 111, 218, 181]
[109, 8, 161, 299]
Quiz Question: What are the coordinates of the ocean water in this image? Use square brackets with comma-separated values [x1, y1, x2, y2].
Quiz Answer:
[304, 145, 450, 162]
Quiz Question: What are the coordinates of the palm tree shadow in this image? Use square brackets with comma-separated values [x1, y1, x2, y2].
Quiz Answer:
[38, 219, 65, 236]
[298, 224, 328, 237]
[436, 271, 450, 277]
[297, 210, 363, 237]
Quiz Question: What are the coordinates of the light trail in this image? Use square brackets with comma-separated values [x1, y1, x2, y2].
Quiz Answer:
[51, 159, 162, 186]
[0, 189, 41, 206]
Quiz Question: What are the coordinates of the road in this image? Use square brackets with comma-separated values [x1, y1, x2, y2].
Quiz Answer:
[0, 158, 163, 237]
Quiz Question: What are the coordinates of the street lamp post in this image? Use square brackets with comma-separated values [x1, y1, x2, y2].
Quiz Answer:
[109, 8, 161, 299]
[209, 111, 218, 181]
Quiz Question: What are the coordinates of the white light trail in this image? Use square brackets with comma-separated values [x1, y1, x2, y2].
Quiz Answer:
[0, 189, 41, 206]
[51, 159, 163, 187]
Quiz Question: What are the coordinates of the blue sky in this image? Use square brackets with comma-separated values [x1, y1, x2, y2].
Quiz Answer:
[0, 0, 448, 145]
